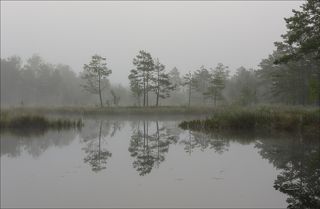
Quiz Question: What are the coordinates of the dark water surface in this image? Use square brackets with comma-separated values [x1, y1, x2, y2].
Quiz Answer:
[1, 116, 319, 208]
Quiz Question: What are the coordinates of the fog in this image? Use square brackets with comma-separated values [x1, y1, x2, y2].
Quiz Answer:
[2, 1, 318, 107]
[1, 2, 320, 208]
[1, 1, 302, 85]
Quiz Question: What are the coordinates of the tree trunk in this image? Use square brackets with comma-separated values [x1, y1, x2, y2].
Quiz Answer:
[143, 121, 146, 147]
[300, 69, 306, 105]
[156, 67, 160, 107]
[156, 80, 160, 107]
[98, 71, 103, 108]
[143, 74, 146, 107]
[156, 91, 159, 107]
[188, 83, 191, 107]
[146, 76, 149, 107]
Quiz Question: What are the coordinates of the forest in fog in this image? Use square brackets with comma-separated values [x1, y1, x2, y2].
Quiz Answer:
[1, 0, 319, 108]
[1, 46, 319, 107]
[1, 49, 319, 107]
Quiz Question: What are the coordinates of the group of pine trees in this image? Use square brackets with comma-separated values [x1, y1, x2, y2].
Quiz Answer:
[127, 50, 232, 107]
[127, 51, 176, 107]
[257, 0, 320, 105]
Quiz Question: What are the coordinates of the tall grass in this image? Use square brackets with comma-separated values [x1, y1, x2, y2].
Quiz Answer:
[179, 107, 320, 137]
[0, 114, 83, 132]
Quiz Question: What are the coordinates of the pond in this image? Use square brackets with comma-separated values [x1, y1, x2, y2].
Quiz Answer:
[1, 116, 319, 208]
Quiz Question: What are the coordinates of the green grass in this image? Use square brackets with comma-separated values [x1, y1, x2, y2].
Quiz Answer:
[179, 106, 320, 137]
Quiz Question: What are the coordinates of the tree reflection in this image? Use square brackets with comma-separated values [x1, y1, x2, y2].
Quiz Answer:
[255, 138, 320, 209]
[274, 152, 320, 209]
[81, 120, 116, 172]
[4, 117, 319, 208]
[179, 130, 231, 154]
[179, 130, 198, 155]
[128, 121, 154, 175]
[181, 129, 320, 208]
[128, 120, 178, 176]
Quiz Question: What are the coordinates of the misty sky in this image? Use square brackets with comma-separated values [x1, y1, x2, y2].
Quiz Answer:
[1, 1, 302, 85]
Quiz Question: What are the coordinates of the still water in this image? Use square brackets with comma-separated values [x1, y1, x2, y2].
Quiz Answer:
[1, 116, 319, 208]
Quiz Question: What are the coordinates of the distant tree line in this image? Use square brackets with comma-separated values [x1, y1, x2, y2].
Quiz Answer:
[1, 0, 319, 107]
[0, 54, 130, 107]
[1, 55, 88, 106]
[1, 52, 318, 107]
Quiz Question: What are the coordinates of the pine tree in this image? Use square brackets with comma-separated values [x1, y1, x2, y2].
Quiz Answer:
[132, 50, 154, 107]
[182, 71, 195, 107]
[193, 66, 211, 104]
[152, 59, 175, 107]
[204, 63, 229, 105]
[81, 55, 112, 107]
[128, 69, 143, 106]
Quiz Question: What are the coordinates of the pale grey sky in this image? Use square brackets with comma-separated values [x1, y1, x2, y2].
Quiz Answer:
[1, 1, 302, 85]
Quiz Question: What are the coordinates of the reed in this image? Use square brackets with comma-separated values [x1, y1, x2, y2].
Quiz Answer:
[179, 107, 320, 137]
[0, 114, 83, 132]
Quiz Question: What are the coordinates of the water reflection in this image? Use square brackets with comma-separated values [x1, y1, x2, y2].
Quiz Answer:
[255, 138, 320, 209]
[79, 120, 123, 172]
[185, 129, 320, 209]
[179, 130, 230, 154]
[189, 130, 320, 209]
[1, 130, 76, 158]
[81, 121, 111, 172]
[1, 118, 319, 208]
[128, 120, 178, 176]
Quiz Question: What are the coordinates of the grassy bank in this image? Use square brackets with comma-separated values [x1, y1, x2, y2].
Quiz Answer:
[1, 105, 319, 136]
[1, 105, 318, 116]
[0, 114, 83, 133]
[179, 107, 320, 137]
[0, 106, 217, 117]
